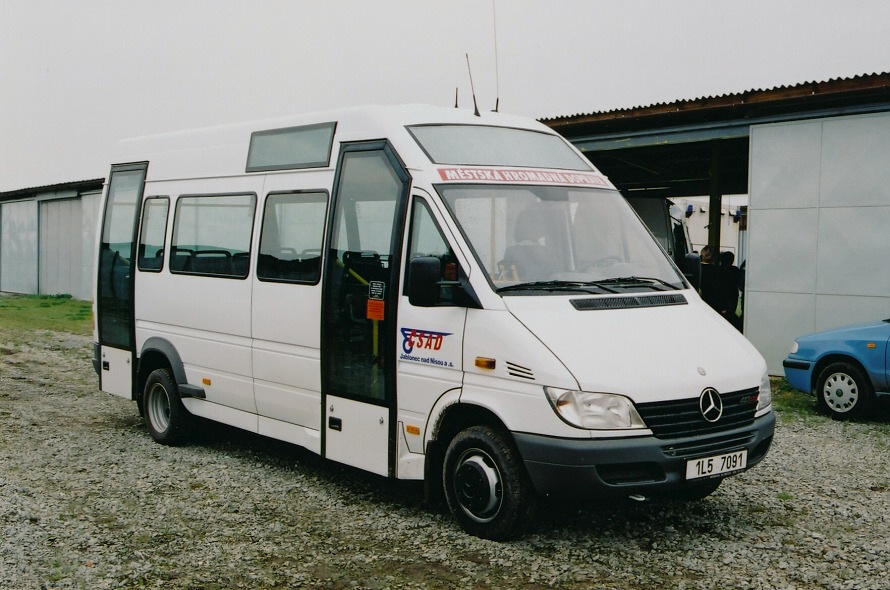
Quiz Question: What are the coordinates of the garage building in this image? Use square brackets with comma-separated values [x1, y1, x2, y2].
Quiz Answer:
[0, 179, 104, 301]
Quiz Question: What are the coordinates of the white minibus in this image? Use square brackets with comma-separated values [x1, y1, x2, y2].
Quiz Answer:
[92, 104, 774, 539]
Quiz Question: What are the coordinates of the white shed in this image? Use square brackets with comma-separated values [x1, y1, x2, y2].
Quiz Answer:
[746, 112, 890, 374]
[0, 179, 104, 300]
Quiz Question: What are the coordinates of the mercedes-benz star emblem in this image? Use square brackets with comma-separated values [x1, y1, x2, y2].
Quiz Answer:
[699, 388, 723, 423]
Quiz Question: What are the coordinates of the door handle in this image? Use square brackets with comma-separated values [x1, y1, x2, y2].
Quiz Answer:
[328, 416, 342, 431]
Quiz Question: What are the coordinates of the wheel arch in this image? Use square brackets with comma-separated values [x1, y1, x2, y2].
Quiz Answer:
[423, 402, 512, 506]
[138, 337, 187, 399]
[811, 354, 868, 392]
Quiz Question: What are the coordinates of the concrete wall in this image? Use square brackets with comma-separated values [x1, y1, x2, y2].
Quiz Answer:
[746, 112, 890, 374]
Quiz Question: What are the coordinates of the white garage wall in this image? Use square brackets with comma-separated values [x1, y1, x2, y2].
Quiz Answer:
[78, 192, 101, 300]
[36, 191, 102, 300]
[0, 200, 39, 294]
[1, 188, 102, 301]
[747, 112, 890, 374]
[39, 197, 80, 298]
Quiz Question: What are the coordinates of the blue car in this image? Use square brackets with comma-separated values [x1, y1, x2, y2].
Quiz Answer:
[783, 319, 890, 419]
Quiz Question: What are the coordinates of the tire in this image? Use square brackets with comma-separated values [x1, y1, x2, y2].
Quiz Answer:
[142, 368, 192, 445]
[816, 361, 873, 420]
[442, 425, 537, 540]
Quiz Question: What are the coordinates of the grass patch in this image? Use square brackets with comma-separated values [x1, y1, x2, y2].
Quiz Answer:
[0, 294, 92, 336]
[771, 377, 820, 418]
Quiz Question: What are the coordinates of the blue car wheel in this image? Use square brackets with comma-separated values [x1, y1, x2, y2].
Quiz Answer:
[816, 361, 873, 420]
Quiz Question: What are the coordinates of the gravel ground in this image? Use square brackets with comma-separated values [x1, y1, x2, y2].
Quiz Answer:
[1, 328, 889, 590]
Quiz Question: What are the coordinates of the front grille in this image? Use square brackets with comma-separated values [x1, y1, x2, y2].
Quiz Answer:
[636, 387, 759, 439]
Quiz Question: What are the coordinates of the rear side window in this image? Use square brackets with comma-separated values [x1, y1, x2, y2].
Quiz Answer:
[246, 122, 336, 172]
[170, 194, 256, 278]
[257, 191, 328, 283]
[137, 197, 169, 272]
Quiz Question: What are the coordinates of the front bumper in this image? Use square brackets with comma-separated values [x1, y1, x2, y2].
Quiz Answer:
[783, 357, 814, 394]
[513, 411, 775, 497]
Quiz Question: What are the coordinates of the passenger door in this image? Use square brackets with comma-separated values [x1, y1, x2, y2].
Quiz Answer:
[96, 162, 147, 398]
[321, 142, 409, 476]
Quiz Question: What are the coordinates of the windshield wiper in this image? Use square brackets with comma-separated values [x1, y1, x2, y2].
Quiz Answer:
[593, 276, 680, 291]
[496, 280, 617, 294]
[496, 277, 681, 295]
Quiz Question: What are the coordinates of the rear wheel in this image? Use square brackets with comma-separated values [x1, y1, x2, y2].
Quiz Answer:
[143, 368, 192, 445]
[442, 425, 537, 540]
[816, 361, 873, 419]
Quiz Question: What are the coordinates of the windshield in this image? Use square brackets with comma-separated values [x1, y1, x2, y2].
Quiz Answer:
[438, 184, 685, 293]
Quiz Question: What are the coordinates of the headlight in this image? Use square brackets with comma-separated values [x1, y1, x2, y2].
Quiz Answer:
[757, 372, 772, 411]
[790, 341, 799, 354]
[545, 387, 646, 430]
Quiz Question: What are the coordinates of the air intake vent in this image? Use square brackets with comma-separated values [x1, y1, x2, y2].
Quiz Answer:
[571, 294, 687, 311]
[506, 362, 535, 380]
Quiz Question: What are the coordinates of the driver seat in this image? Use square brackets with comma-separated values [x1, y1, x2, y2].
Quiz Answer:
[500, 206, 556, 280]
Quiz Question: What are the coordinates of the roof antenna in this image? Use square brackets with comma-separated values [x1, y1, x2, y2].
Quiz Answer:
[454, 87, 459, 109]
[465, 53, 481, 117]
[492, 0, 500, 112]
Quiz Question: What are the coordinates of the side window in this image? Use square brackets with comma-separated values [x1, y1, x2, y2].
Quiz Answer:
[407, 198, 462, 304]
[170, 194, 256, 278]
[246, 122, 337, 172]
[137, 197, 169, 272]
[257, 191, 327, 283]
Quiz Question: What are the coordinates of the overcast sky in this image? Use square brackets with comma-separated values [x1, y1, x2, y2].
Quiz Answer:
[2, 0, 890, 192]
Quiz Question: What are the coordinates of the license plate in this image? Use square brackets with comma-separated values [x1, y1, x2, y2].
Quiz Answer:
[686, 449, 747, 480]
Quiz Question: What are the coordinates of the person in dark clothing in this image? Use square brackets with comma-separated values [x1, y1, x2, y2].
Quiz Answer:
[698, 245, 721, 311]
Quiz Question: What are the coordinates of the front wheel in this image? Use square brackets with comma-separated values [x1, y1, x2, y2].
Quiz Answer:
[143, 368, 192, 445]
[442, 425, 537, 540]
[816, 361, 873, 419]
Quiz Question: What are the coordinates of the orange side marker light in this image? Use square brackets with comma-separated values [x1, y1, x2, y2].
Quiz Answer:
[475, 357, 496, 370]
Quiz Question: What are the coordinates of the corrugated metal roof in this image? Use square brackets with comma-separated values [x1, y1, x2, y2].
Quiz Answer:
[0, 178, 105, 201]
[542, 71, 890, 125]
[543, 71, 890, 201]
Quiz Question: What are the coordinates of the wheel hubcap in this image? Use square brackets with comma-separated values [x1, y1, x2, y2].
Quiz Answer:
[453, 451, 502, 523]
[823, 372, 858, 413]
[147, 384, 171, 432]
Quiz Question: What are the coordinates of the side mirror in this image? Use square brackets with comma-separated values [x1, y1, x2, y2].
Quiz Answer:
[408, 257, 442, 307]
[683, 253, 701, 290]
